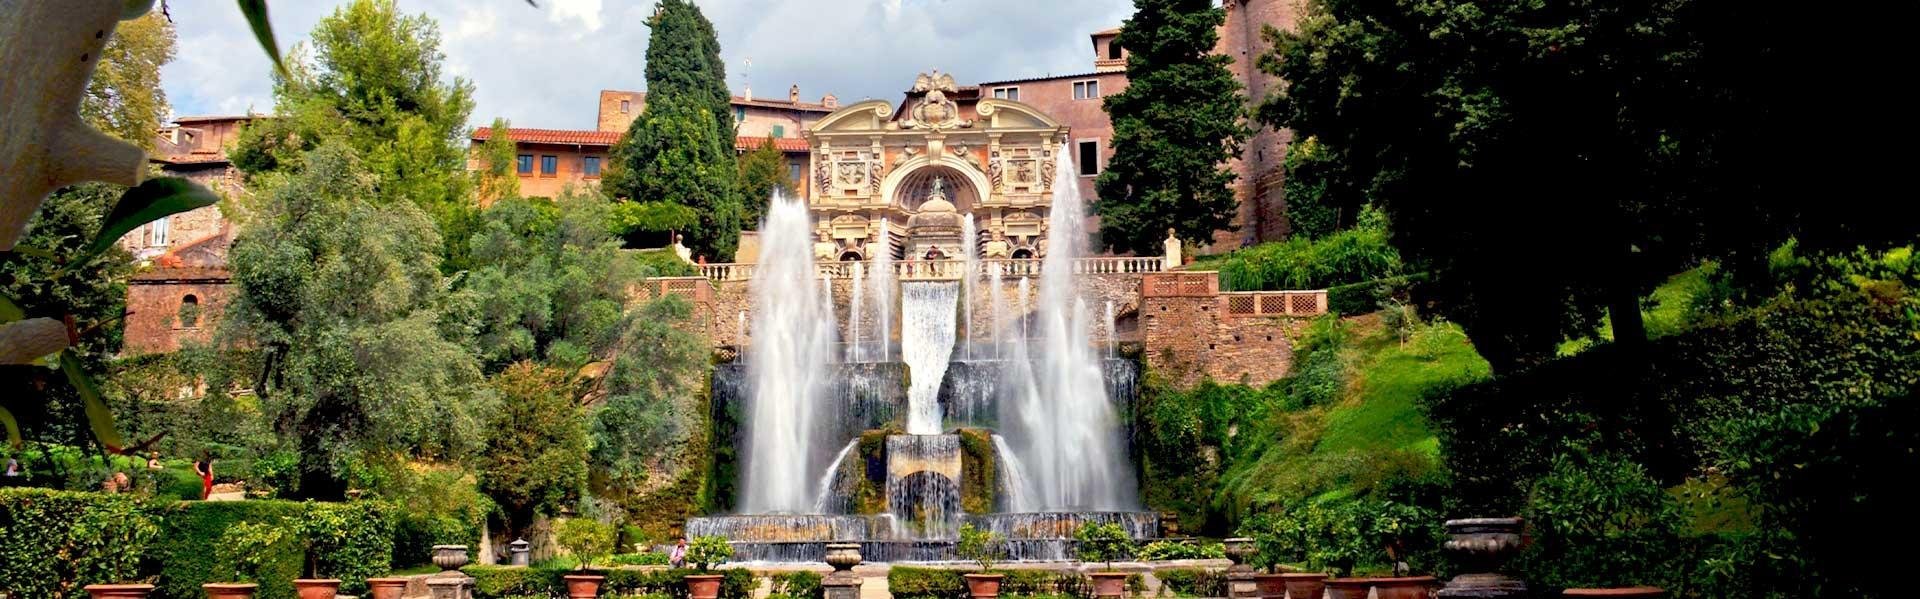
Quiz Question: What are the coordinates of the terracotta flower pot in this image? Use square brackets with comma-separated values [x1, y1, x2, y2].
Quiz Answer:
[1324, 578, 1373, 599]
[203, 583, 259, 599]
[1563, 587, 1665, 598]
[1254, 573, 1286, 598]
[963, 573, 1006, 599]
[293, 579, 341, 599]
[1371, 576, 1438, 599]
[1088, 571, 1129, 598]
[1279, 573, 1328, 599]
[686, 573, 725, 599]
[84, 584, 155, 599]
[564, 573, 607, 599]
[364, 577, 410, 599]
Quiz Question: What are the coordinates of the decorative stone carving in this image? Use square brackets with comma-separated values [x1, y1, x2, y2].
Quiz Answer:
[1040, 148, 1056, 191]
[869, 155, 883, 195]
[814, 152, 832, 194]
[902, 71, 975, 130]
[823, 543, 863, 599]
[1436, 518, 1528, 598]
[988, 151, 1004, 190]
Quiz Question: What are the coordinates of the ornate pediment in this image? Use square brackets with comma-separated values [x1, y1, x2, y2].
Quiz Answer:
[901, 71, 974, 131]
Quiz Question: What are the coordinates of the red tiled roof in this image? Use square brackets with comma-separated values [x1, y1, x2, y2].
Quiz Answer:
[131, 266, 230, 283]
[472, 127, 621, 146]
[600, 89, 839, 113]
[172, 114, 261, 124]
[735, 136, 810, 153]
[1092, 27, 1122, 36]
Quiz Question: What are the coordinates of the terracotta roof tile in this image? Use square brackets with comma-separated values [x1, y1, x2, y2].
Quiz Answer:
[472, 127, 621, 146]
[735, 136, 810, 153]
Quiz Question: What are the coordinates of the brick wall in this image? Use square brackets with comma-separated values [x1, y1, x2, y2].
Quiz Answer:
[123, 270, 232, 356]
[1140, 271, 1304, 387]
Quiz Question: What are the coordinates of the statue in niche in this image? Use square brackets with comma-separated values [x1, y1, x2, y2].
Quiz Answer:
[929, 176, 947, 202]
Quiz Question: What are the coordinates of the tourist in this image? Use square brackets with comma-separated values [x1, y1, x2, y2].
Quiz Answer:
[925, 245, 946, 260]
[147, 450, 162, 470]
[3, 457, 19, 478]
[669, 538, 687, 569]
[192, 457, 214, 500]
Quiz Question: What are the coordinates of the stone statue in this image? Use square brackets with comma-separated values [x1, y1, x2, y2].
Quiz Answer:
[929, 176, 947, 202]
[1162, 228, 1183, 269]
[903, 71, 974, 130]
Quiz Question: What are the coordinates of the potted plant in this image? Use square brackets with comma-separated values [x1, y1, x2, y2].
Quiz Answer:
[557, 518, 617, 599]
[83, 584, 156, 599]
[684, 535, 735, 599]
[362, 577, 410, 599]
[292, 508, 348, 599]
[206, 521, 289, 599]
[956, 523, 1008, 598]
[1073, 521, 1134, 598]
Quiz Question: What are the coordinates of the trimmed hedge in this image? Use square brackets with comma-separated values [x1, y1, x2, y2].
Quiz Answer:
[1153, 569, 1223, 597]
[888, 567, 1134, 599]
[0, 488, 160, 599]
[465, 565, 755, 599]
[886, 566, 965, 599]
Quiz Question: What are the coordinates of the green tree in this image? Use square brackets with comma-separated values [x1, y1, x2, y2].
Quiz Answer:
[458, 191, 639, 372]
[82, 10, 177, 152]
[1095, 0, 1249, 254]
[473, 118, 521, 205]
[479, 362, 589, 544]
[233, 0, 479, 269]
[602, 0, 740, 259]
[735, 135, 793, 227]
[589, 296, 707, 496]
[225, 141, 487, 499]
[1258, 0, 1915, 372]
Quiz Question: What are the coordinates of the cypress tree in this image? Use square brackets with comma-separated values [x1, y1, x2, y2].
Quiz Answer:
[1094, 0, 1250, 254]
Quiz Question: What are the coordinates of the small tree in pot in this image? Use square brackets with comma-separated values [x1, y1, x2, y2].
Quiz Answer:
[206, 521, 290, 599]
[957, 524, 1008, 598]
[557, 518, 616, 599]
[1074, 522, 1134, 598]
[684, 535, 736, 599]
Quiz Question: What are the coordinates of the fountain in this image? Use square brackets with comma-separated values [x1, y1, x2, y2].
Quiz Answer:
[692, 147, 1151, 562]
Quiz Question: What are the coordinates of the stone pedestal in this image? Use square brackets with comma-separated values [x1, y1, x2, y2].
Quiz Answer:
[823, 542, 864, 599]
[425, 576, 473, 599]
[1436, 518, 1528, 598]
[1222, 537, 1261, 599]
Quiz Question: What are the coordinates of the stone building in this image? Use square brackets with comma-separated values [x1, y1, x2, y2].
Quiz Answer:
[118, 115, 256, 355]
[121, 115, 255, 263]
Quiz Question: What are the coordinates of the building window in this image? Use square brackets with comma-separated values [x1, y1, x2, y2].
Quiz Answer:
[1073, 80, 1100, 100]
[149, 216, 170, 247]
[620, 99, 631, 113]
[178, 294, 201, 329]
[540, 155, 558, 176]
[1077, 141, 1099, 176]
[788, 160, 804, 187]
[583, 156, 601, 177]
[771, 125, 785, 138]
[517, 154, 533, 174]
[1108, 40, 1123, 60]
[734, 106, 747, 123]
[991, 87, 1020, 101]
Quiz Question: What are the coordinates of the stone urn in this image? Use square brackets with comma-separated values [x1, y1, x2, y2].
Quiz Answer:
[1563, 588, 1665, 598]
[1222, 537, 1256, 571]
[293, 579, 341, 599]
[83, 584, 155, 599]
[1253, 573, 1286, 598]
[202, 583, 259, 599]
[1280, 573, 1328, 599]
[823, 542, 865, 599]
[963, 573, 1006, 599]
[686, 574, 725, 599]
[1372, 576, 1439, 599]
[364, 577, 410, 599]
[1323, 578, 1373, 599]
[432, 544, 472, 571]
[825, 543, 863, 572]
[1436, 518, 1528, 598]
[1088, 571, 1129, 598]
[564, 573, 607, 599]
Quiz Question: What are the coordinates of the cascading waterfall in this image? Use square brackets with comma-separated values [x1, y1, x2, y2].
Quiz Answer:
[901, 281, 959, 434]
[989, 267, 1004, 358]
[740, 194, 836, 513]
[885, 435, 963, 540]
[999, 145, 1137, 511]
[849, 263, 865, 362]
[962, 214, 978, 360]
[992, 434, 1035, 512]
[811, 439, 860, 513]
[1105, 300, 1117, 358]
[870, 219, 894, 362]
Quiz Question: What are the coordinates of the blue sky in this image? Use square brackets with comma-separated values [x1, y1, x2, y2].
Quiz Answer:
[160, 0, 1134, 130]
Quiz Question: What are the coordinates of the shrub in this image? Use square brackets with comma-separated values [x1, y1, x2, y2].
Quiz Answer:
[556, 518, 617, 569]
[609, 551, 670, 566]
[955, 523, 1006, 570]
[1517, 450, 1685, 593]
[1196, 208, 1400, 293]
[1239, 498, 1441, 577]
[151, 500, 307, 599]
[1135, 539, 1226, 561]
[1153, 569, 1224, 597]
[468, 565, 755, 599]
[466, 564, 564, 598]
[770, 570, 822, 599]
[0, 488, 161, 599]
[887, 566, 965, 599]
[1073, 521, 1134, 570]
[685, 535, 733, 571]
[303, 501, 396, 595]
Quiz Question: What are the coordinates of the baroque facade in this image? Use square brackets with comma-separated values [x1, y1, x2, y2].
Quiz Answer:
[804, 72, 1071, 262]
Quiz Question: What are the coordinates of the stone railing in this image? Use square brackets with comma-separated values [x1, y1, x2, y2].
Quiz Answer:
[698, 256, 1162, 282]
[1220, 290, 1328, 317]
[1142, 272, 1220, 297]
[633, 276, 713, 302]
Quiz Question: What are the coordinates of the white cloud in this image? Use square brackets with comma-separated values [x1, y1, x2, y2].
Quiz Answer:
[546, 0, 605, 32]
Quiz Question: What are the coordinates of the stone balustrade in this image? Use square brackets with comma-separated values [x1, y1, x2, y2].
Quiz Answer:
[1219, 290, 1329, 318]
[695, 256, 1163, 282]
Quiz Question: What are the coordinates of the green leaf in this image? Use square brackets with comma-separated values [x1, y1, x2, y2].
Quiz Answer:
[0, 293, 21, 323]
[60, 352, 127, 453]
[237, 0, 288, 77]
[0, 405, 18, 449]
[82, 177, 219, 262]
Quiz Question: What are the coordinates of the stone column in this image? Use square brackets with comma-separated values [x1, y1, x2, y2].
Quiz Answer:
[1222, 537, 1261, 599]
[822, 542, 864, 599]
[1436, 518, 1528, 598]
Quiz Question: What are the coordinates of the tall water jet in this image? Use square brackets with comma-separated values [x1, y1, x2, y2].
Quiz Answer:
[811, 439, 859, 513]
[740, 194, 836, 513]
[999, 145, 1137, 510]
[870, 220, 894, 362]
[849, 263, 865, 362]
[961, 214, 978, 360]
[1105, 300, 1117, 358]
[901, 282, 959, 434]
[1016, 278, 1032, 341]
[989, 267, 1004, 358]
[992, 434, 1036, 512]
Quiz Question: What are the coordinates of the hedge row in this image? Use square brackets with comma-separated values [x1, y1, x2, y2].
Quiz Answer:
[0, 489, 399, 599]
[886, 566, 1143, 599]
[464, 565, 754, 599]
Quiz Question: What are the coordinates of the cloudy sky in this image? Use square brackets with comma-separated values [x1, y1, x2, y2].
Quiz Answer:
[161, 0, 1134, 130]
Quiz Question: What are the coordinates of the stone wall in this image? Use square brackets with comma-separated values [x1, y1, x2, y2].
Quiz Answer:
[123, 268, 233, 356]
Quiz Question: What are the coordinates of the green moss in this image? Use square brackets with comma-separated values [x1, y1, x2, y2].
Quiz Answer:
[957, 428, 998, 513]
[852, 430, 895, 514]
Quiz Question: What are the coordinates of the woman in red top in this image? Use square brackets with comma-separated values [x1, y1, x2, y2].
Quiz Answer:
[192, 457, 213, 500]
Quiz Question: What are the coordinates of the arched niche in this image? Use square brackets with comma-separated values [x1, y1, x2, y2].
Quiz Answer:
[893, 165, 978, 213]
[880, 155, 992, 215]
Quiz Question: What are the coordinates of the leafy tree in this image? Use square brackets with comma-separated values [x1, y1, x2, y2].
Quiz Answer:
[225, 141, 487, 499]
[82, 9, 177, 152]
[479, 362, 589, 545]
[588, 296, 707, 496]
[1095, 0, 1249, 254]
[735, 136, 794, 228]
[234, 0, 479, 269]
[473, 118, 521, 205]
[458, 191, 639, 372]
[602, 0, 740, 259]
[1259, 0, 1916, 372]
